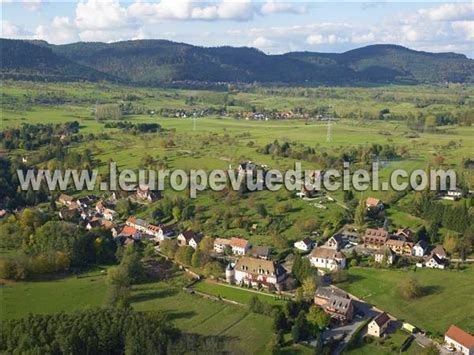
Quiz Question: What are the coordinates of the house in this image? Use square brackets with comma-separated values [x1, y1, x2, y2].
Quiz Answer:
[309, 247, 346, 271]
[395, 228, 414, 241]
[237, 161, 257, 176]
[86, 218, 102, 230]
[76, 196, 95, 208]
[374, 246, 396, 265]
[413, 240, 430, 257]
[102, 208, 117, 221]
[58, 193, 74, 206]
[188, 234, 203, 249]
[58, 207, 79, 221]
[146, 224, 175, 242]
[214, 238, 231, 254]
[314, 286, 349, 307]
[385, 239, 414, 256]
[431, 245, 447, 260]
[229, 237, 251, 255]
[447, 189, 463, 200]
[100, 219, 118, 237]
[126, 216, 148, 232]
[366, 197, 383, 210]
[230, 256, 287, 290]
[444, 325, 474, 355]
[177, 230, 202, 249]
[364, 228, 389, 250]
[297, 185, 317, 198]
[368, 312, 391, 337]
[324, 294, 354, 324]
[294, 238, 314, 252]
[136, 185, 161, 202]
[325, 235, 343, 250]
[118, 225, 141, 239]
[425, 253, 447, 269]
[251, 246, 271, 260]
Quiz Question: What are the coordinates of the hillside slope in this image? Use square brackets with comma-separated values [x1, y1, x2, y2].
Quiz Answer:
[2, 39, 473, 85]
[0, 39, 118, 82]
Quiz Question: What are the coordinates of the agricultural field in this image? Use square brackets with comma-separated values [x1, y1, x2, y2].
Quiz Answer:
[2, 81, 473, 250]
[338, 266, 474, 336]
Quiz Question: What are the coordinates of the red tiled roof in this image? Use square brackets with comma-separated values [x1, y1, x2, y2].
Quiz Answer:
[230, 237, 250, 248]
[446, 325, 474, 349]
[366, 197, 381, 207]
[120, 225, 138, 236]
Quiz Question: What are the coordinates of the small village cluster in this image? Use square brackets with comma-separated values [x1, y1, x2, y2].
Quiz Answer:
[55, 189, 473, 354]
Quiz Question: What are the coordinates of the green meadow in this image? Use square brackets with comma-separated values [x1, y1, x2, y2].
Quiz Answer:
[338, 266, 474, 336]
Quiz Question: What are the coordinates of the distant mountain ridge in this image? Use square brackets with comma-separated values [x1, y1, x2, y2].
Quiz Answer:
[1, 38, 473, 85]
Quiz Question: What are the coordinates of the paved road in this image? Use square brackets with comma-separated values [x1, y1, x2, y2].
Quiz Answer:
[322, 285, 442, 354]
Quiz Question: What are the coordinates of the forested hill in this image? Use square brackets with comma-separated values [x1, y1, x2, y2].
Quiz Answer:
[2, 38, 473, 86]
[0, 39, 119, 83]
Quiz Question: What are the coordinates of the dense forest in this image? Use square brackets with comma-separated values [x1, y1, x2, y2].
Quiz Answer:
[2, 39, 473, 85]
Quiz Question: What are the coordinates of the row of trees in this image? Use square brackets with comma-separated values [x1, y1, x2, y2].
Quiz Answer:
[1, 121, 80, 150]
[0, 308, 226, 354]
[258, 140, 402, 168]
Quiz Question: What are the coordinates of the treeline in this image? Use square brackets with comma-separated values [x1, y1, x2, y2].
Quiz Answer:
[412, 191, 472, 235]
[1, 121, 80, 150]
[0, 211, 117, 279]
[407, 110, 474, 131]
[0, 308, 227, 354]
[104, 121, 161, 133]
[258, 140, 402, 167]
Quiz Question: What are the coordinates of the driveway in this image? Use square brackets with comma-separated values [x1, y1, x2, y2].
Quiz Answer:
[311, 300, 379, 354]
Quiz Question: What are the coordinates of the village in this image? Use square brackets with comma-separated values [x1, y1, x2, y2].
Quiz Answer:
[54, 182, 473, 355]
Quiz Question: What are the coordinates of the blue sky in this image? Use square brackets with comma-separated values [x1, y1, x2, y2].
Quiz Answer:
[1, 1, 473, 57]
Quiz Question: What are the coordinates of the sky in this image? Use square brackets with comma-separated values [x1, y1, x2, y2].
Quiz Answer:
[1, 1, 473, 57]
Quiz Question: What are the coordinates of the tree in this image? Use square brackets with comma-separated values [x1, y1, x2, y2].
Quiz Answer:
[443, 233, 460, 255]
[104, 266, 131, 309]
[307, 305, 330, 331]
[399, 276, 424, 300]
[175, 246, 194, 266]
[272, 308, 288, 333]
[191, 249, 206, 267]
[302, 276, 317, 300]
[172, 206, 182, 221]
[256, 203, 268, 217]
[199, 236, 214, 255]
[354, 199, 366, 227]
[160, 239, 178, 258]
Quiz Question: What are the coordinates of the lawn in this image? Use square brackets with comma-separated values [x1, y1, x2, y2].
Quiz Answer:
[345, 329, 413, 355]
[192, 279, 287, 306]
[338, 266, 474, 336]
[1, 267, 108, 320]
[1, 270, 276, 354]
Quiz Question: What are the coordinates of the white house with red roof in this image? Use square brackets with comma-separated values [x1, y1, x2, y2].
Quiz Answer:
[444, 325, 474, 354]
[229, 237, 251, 255]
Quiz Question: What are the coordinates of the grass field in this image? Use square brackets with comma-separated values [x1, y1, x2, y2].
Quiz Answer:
[338, 266, 474, 336]
[193, 279, 287, 306]
[1, 269, 276, 354]
[345, 329, 416, 355]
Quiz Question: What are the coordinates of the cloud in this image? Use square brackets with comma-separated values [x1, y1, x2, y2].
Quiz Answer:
[306, 33, 341, 45]
[419, 3, 474, 22]
[34, 16, 79, 44]
[252, 36, 273, 48]
[1, 0, 44, 12]
[76, 0, 132, 31]
[1, 20, 32, 38]
[128, 0, 254, 22]
[451, 21, 474, 40]
[260, 0, 307, 15]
